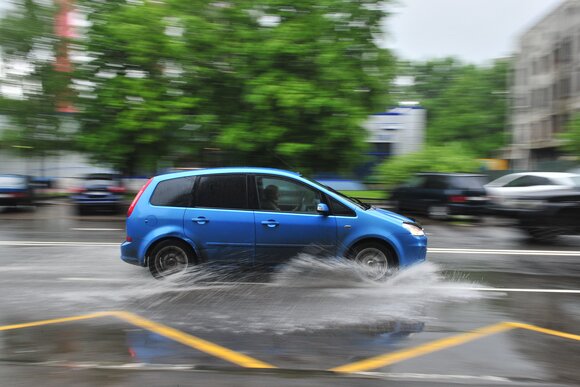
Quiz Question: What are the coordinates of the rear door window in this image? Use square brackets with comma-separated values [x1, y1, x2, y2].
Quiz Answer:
[450, 176, 486, 190]
[150, 177, 195, 207]
[195, 174, 248, 209]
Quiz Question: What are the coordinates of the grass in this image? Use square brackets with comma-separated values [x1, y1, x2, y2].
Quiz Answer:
[339, 190, 386, 200]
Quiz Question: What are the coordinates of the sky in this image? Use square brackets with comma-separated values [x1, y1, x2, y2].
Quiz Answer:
[385, 0, 563, 64]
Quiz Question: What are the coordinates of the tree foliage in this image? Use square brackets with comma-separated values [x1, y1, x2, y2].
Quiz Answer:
[75, 0, 394, 175]
[372, 143, 481, 187]
[560, 113, 580, 158]
[0, 0, 72, 156]
[397, 58, 509, 157]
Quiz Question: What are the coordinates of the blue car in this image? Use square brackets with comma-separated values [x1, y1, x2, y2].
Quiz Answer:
[0, 174, 35, 207]
[121, 168, 427, 279]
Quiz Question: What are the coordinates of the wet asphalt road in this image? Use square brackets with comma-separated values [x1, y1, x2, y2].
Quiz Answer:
[0, 203, 579, 386]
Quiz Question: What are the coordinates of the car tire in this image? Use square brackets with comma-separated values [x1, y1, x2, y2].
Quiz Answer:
[428, 205, 449, 220]
[76, 206, 86, 216]
[523, 227, 561, 243]
[349, 242, 396, 281]
[149, 240, 196, 279]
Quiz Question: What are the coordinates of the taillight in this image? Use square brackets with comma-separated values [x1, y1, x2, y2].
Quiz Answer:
[108, 186, 126, 194]
[70, 187, 86, 194]
[449, 195, 467, 203]
[127, 178, 153, 217]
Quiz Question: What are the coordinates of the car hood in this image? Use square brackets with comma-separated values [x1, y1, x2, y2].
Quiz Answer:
[368, 207, 414, 224]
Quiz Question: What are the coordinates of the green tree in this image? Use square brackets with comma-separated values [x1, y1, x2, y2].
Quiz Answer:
[395, 58, 509, 157]
[0, 0, 72, 160]
[75, 0, 394, 175]
[372, 143, 481, 187]
[560, 114, 580, 158]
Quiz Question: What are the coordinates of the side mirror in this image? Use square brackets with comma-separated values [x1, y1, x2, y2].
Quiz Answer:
[317, 203, 330, 215]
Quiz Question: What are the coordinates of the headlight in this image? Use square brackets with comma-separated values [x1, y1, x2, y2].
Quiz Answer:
[402, 222, 425, 236]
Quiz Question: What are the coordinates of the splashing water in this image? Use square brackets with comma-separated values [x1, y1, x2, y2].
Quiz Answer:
[49, 254, 489, 333]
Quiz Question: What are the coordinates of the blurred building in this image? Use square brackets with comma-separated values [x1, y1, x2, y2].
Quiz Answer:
[358, 104, 425, 176]
[364, 104, 425, 157]
[510, 0, 580, 169]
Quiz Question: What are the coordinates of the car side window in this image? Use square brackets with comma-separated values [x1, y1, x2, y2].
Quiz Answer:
[534, 177, 553, 185]
[256, 176, 322, 213]
[150, 176, 195, 207]
[424, 176, 448, 190]
[328, 196, 356, 217]
[505, 176, 531, 187]
[406, 175, 426, 188]
[195, 174, 248, 209]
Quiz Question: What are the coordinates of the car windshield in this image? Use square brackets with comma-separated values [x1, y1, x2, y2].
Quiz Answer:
[303, 177, 371, 210]
[449, 176, 486, 190]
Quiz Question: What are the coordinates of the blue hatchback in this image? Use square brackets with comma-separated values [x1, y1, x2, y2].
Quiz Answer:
[121, 168, 427, 278]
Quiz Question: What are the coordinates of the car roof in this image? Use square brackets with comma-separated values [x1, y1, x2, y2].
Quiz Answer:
[155, 167, 301, 181]
[500, 172, 579, 179]
[416, 172, 486, 177]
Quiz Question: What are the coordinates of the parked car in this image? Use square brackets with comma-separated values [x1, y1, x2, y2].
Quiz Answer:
[121, 167, 427, 279]
[485, 172, 580, 213]
[70, 173, 126, 215]
[390, 173, 489, 219]
[0, 174, 35, 208]
[506, 188, 580, 242]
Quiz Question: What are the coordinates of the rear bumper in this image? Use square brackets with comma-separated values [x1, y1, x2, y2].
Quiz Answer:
[448, 203, 489, 216]
[121, 241, 143, 266]
[71, 196, 123, 208]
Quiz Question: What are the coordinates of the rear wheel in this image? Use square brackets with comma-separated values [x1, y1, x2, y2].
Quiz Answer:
[522, 227, 561, 243]
[349, 242, 396, 280]
[148, 240, 195, 279]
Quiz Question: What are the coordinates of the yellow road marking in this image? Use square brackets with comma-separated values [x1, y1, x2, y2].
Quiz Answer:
[507, 322, 580, 341]
[0, 311, 275, 369]
[331, 322, 515, 373]
[0, 312, 112, 331]
[109, 311, 275, 369]
[2, 313, 579, 373]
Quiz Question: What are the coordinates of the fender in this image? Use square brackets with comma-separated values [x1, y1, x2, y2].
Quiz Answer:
[138, 226, 202, 266]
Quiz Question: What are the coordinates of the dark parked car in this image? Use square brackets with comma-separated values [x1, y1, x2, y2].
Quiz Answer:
[507, 189, 580, 242]
[70, 173, 126, 215]
[0, 174, 35, 208]
[390, 173, 489, 219]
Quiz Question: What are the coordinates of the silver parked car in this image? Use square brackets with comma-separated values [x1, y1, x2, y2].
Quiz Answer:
[485, 172, 580, 212]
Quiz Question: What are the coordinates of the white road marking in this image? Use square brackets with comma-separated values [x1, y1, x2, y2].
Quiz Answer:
[2, 241, 580, 258]
[454, 287, 580, 294]
[58, 277, 130, 283]
[355, 372, 512, 383]
[429, 248, 580, 256]
[0, 241, 119, 247]
[70, 228, 123, 231]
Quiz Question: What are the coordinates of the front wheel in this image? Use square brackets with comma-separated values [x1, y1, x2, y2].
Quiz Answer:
[349, 242, 396, 281]
[148, 240, 195, 279]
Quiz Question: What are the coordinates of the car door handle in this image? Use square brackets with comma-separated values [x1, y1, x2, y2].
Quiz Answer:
[261, 220, 279, 228]
[192, 216, 209, 225]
